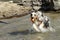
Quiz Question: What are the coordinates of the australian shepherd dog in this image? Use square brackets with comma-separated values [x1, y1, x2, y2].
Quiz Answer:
[30, 11, 55, 33]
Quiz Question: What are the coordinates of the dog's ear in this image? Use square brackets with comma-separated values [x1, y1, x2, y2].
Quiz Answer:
[30, 13, 32, 17]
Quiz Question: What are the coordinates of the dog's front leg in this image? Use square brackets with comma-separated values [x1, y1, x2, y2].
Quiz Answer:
[33, 23, 40, 32]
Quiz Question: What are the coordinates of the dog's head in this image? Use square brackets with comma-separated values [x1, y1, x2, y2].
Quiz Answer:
[30, 12, 37, 23]
[31, 11, 43, 19]
[30, 11, 44, 24]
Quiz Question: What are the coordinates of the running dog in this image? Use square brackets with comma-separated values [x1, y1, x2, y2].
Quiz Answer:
[30, 11, 55, 33]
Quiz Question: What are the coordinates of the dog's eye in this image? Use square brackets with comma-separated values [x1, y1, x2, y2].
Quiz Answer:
[34, 14, 36, 16]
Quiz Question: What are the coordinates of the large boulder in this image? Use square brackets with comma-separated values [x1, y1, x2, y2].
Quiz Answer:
[53, 0, 60, 10]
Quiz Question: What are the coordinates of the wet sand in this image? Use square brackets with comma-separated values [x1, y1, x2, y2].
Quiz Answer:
[0, 12, 60, 40]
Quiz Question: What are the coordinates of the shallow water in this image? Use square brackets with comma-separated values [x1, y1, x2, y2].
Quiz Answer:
[0, 12, 60, 40]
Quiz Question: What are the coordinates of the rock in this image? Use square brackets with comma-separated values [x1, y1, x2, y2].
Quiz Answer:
[53, 0, 60, 10]
[0, 2, 32, 19]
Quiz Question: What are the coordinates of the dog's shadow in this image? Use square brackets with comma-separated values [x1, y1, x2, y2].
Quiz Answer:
[8, 30, 30, 35]
[8, 29, 37, 35]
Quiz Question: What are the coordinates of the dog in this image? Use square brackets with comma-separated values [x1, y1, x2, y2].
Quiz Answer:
[30, 11, 55, 33]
